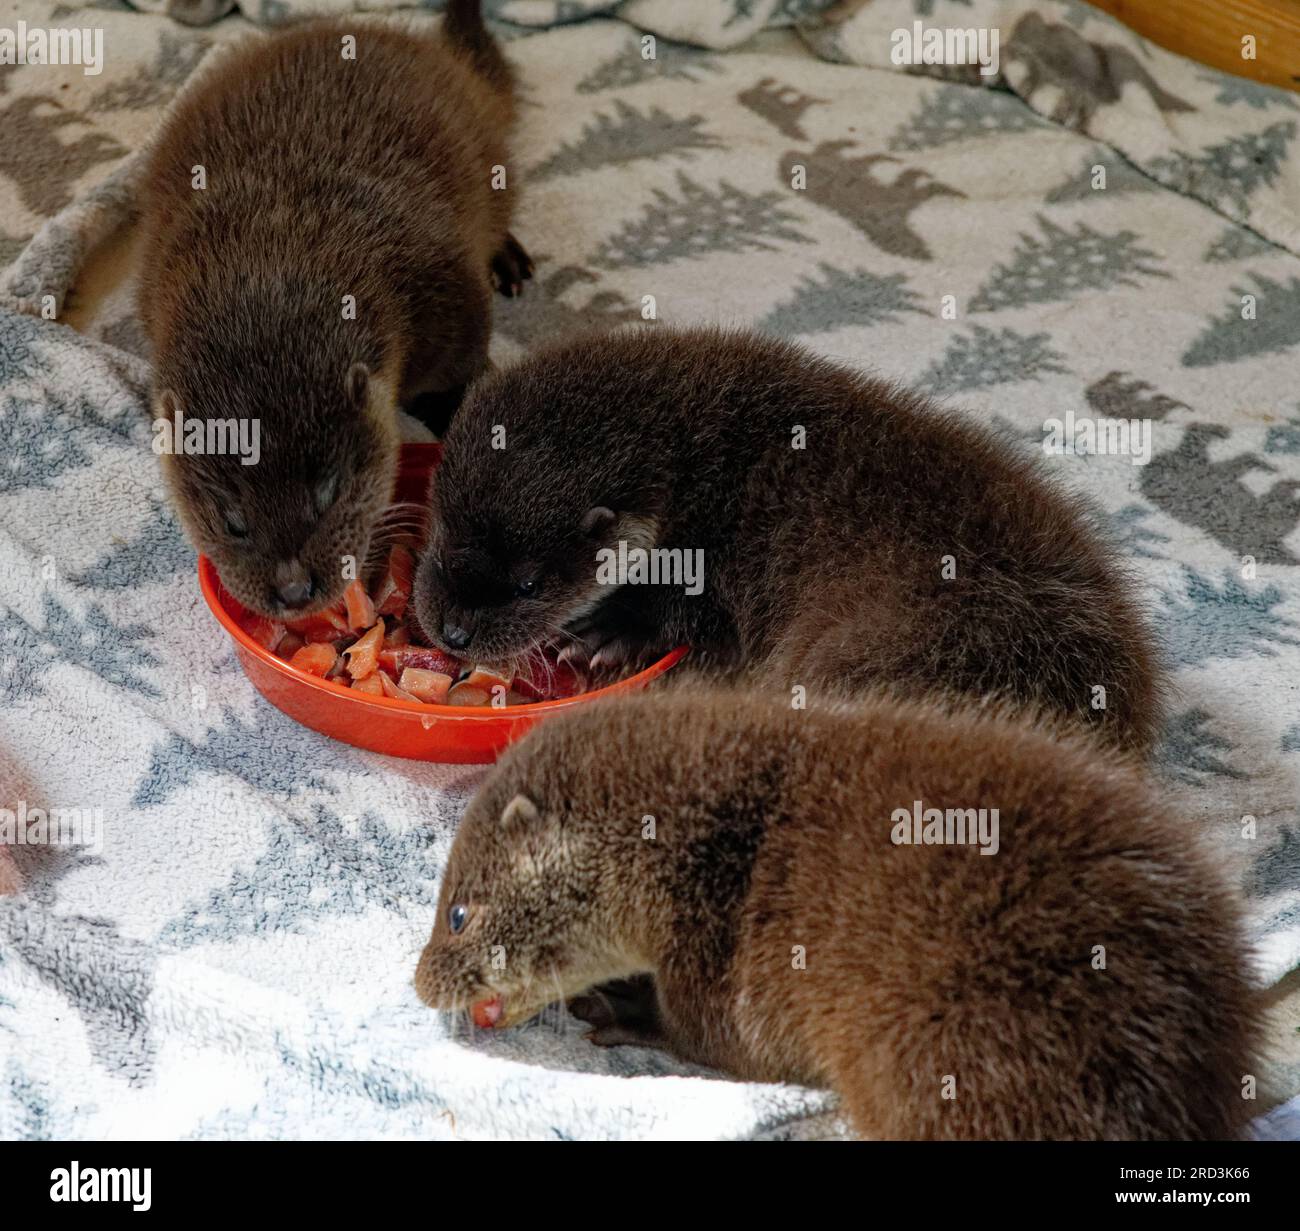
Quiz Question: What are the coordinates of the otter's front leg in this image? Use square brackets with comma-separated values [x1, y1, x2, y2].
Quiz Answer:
[569, 976, 671, 1051]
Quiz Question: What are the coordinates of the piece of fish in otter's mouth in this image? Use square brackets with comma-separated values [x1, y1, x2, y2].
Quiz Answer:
[471, 996, 504, 1028]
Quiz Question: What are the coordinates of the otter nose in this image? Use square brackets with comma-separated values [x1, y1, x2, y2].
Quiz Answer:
[277, 576, 314, 609]
[442, 623, 472, 651]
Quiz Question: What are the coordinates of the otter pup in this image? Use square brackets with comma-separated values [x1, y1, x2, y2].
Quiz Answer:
[140, 3, 529, 619]
[415, 689, 1257, 1140]
[412, 327, 1161, 749]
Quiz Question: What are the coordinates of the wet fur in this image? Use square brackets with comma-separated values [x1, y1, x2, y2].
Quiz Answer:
[414, 326, 1163, 750]
[415, 688, 1258, 1140]
[139, 5, 523, 616]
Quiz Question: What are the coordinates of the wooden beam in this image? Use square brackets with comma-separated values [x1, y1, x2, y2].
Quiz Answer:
[1086, 0, 1300, 93]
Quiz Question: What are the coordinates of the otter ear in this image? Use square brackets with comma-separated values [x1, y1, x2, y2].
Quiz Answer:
[499, 793, 541, 831]
[616, 512, 659, 553]
[581, 506, 616, 539]
[346, 362, 370, 409]
[157, 388, 180, 417]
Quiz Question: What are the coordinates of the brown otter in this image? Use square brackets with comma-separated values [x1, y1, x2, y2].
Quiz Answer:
[414, 687, 1258, 1140]
[411, 326, 1162, 750]
[139, 3, 529, 619]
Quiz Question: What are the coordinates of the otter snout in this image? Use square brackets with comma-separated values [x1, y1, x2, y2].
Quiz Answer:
[277, 577, 314, 609]
[273, 560, 316, 612]
[437, 601, 478, 652]
[442, 621, 473, 651]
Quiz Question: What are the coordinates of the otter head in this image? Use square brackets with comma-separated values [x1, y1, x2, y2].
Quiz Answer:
[157, 362, 400, 618]
[412, 501, 657, 663]
[411, 420, 659, 662]
[414, 776, 620, 1029]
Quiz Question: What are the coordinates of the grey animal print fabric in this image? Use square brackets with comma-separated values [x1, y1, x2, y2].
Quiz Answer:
[2, 0, 1300, 1138]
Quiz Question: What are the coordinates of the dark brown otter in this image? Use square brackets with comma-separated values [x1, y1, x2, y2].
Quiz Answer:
[415, 687, 1258, 1140]
[139, 4, 530, 618]
[411, 326, 1162, 750]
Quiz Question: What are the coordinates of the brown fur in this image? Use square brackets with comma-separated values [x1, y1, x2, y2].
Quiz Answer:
[415, 688, 1258, 1140]
[412, 326, 1163, 751]
[139, 6, 527, 617]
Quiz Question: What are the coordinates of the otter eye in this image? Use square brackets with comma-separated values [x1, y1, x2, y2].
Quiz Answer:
[225, 511, 248, 539]
[448, 904, 468, 934]
[314, 474, 338, 513]
[514, 578, 538, 599]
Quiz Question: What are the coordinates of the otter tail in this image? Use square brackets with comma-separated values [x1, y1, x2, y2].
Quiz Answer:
[443, 0, 513, 92]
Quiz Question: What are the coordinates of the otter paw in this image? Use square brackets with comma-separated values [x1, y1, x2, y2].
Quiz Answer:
[589, 636, 645, 676]
[583, 1024, 668, 1050]
[571, 978, 668, 1049]
[557, 635, 641, 683]
[558, 615, 665, 681]
[490, 233, 534, 298]
[570, 975, 659, 1025]
[568, 993, 617, 1030]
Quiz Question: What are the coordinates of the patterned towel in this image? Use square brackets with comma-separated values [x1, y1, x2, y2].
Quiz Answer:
[2, 0, 1299, 1138]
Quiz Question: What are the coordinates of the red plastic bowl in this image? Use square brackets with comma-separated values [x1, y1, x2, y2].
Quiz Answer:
[198, 442, 688, 763]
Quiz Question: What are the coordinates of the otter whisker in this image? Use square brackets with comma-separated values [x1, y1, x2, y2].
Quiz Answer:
[546, 961, 568, 1041]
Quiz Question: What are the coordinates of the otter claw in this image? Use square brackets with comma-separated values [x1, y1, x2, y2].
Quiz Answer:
[557, 627, 650, 679]
[590, 640, 635, 673]
[556, 642, 592, 672]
